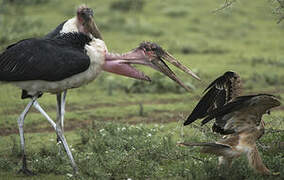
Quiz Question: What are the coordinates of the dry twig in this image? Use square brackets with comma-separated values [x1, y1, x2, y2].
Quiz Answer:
[214, 0, 284, 23]
[213, 0, 237, 13]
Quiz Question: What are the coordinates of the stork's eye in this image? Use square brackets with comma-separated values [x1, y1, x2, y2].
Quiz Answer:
[151, 46, 157, 51]
[79, 11, 86, 17]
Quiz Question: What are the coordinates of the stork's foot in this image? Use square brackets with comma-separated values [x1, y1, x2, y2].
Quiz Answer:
[17, 167, 35, 176]
[72, 169, 79, 177]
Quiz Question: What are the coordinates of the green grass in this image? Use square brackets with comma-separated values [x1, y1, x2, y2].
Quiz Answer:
[0, 0, 283, 179]
[0, 121, 283, 179]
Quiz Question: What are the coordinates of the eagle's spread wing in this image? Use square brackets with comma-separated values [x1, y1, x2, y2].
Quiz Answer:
[184, 71, 241, 126]
[181, 90, 280, 175]
[202, 94, 281, 133]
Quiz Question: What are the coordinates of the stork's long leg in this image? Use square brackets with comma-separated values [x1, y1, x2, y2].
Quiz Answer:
[17, 97, 37, 175]
[33, 101, 56, 130]
[56, 91, 67, 137]
[61, 90, 67, 132]
[56, 93, 78, 174]
[32, 94, 77, 174]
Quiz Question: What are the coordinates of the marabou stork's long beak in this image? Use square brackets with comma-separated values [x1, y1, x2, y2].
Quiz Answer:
[77, 6, 103, 40]
[103, 42, 200, 91]
[86, 15, 103, 40]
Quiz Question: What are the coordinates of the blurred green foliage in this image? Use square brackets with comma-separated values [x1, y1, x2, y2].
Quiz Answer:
[3, 0, 50, 5]
[126, 72, 195, 94]
[110, 0, 145, 12]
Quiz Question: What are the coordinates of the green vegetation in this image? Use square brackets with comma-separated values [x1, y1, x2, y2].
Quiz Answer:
[0, 0, 283, 179]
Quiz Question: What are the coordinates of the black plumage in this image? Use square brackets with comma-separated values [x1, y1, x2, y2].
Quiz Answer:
[0, 32, 92, 82]
[184, 71, 241, 126]
[184, 71, 281, 136]
[201, 94, 278, 134]
[201, 95, 257, 125]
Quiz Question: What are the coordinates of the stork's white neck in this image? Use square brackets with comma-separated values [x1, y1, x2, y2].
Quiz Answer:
[60, 17, 93, 38]
[60, 17, 79, 34]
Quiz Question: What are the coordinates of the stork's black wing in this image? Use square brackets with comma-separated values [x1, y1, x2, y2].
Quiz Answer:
[0, 32, 92, 82]
[202, 94, 280, 133]
[184, 71, 241, 126]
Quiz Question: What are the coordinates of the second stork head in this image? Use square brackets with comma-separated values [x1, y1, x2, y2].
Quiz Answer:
[103, 42, 200, 91]
[76, 4, 103, 40]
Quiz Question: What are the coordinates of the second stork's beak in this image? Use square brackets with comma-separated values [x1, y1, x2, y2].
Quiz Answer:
[87, 16, 103, 40]
[103, 42, 200, 91]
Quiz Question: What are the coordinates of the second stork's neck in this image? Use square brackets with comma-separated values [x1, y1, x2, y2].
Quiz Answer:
[85, 39, 107, 68]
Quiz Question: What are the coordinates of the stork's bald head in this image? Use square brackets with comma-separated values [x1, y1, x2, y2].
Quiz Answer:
[77, 4, 93, 23]
[76, 4, 103, 40]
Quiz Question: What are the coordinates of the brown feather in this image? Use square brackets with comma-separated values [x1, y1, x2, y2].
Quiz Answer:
[182, 72, 281, 175]
[184, 71, 242, 126]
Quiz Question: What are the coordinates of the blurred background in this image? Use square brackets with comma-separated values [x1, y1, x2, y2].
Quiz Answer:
[0, 0, 283, 131]
[0, 0, 283, 179]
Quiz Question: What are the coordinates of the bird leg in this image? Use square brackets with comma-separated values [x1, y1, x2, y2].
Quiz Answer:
[56, 92, 78, 174]
[34, 94, 78, 174]
[17, 97, 37, 176]
[33, 101, 56, 130]
[55, 94, 63, 158]
[56, 91, 67, 143]
[247, 146, 271, 175]
[61, 90, 67, 133]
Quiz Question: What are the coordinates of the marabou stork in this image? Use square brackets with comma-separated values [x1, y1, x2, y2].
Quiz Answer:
[180, 71, 281, 175]
[45, 4, 103, 40]
[43, 4, 102, 150]
[19, 4, 102, 133]
[0, 4, 101, 175]
[0, 31, 199, 174]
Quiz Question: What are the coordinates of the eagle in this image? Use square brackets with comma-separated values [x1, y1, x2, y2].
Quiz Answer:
[180, 71, 281, 175]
